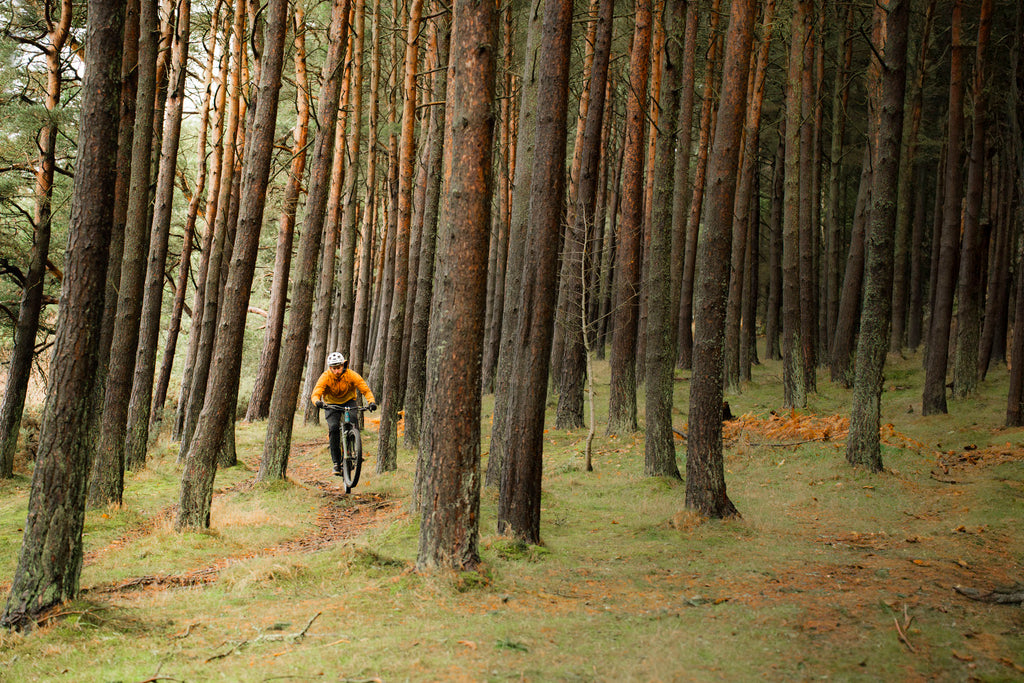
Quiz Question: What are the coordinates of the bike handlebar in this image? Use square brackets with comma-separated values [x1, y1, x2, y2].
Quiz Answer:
[319, 403, 374, 412]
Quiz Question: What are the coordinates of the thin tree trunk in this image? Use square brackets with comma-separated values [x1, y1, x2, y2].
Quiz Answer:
[0, 0, 72, 478]
[125, 0, 191, 471]
[497, 0, 573, 544]
[830, 146, 872, 386]
[246, 6, 310, 422]
[179, 0, 246, 451]
[556, 0, 613, 430]
[952, 0, 994, 398]
[923, 0, 965, 416]
[607, 0, 652, 435]
[176, 0, 288, 528]
[643, 0, 684, 479]
[405, 13, 450, 451]
[486, 0, 543, 487]
[678, 0, 721, 370]
[90, 0, 161, 505]
[257, 0, 351, 482]
[686, 0, 755, 519]
[846, 0, 909, 472]
[764, 133, 784, 360]
[723, 0, 774, 392]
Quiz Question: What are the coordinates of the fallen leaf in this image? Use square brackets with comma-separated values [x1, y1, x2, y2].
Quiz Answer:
[952, 651, 974, 662]
[458, 640, 477, 649]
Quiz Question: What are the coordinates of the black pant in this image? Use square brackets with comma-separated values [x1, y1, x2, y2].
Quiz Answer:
[325, 400, 358, 466]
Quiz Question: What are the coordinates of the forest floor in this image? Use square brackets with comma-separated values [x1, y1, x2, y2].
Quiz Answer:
[0, 351, 1022, 681]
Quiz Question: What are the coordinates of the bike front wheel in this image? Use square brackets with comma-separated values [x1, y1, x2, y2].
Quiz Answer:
[342, 427, 363, 492]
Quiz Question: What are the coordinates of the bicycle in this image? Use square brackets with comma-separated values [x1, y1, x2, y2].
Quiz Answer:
[320, 403, 373, 493]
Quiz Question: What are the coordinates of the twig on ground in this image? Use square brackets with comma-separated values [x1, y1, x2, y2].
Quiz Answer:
[894, 605, 916, 653]
[954, 584, 1024, 604]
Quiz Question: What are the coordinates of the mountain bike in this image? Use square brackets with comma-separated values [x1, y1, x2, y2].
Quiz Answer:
[321, 403, 372, 493]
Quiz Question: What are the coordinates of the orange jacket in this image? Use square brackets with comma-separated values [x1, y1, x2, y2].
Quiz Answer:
[310, 368, 376, 406]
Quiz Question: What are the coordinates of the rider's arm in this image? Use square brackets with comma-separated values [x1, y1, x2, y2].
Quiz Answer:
[310, 372, 330, 406]
[352, 372, 375, 405]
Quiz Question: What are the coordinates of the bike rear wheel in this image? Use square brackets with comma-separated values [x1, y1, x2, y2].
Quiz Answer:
[342, 427, 363, 492]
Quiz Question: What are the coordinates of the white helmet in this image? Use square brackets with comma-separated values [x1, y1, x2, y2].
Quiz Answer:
[327, 352, 346, 367]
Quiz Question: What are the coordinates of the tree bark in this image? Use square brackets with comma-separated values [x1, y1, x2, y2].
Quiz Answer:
[723, 0, 775, 392]
[125, 0, 192, 471]
[846, 0, 909, 472]
[830, 146, 872, 387]
[486, 0, 543, 487]
[496, 0, 573, 544]
[555, 0, 613, 430]
[416, 0, 496, 571]
[257, 0, 351, 482]
[677, 0, 721, 370]
[781, 0, 808, 409]
[686, 0, 755, 519]
[922, 0, 965, 416]
[176, 0, 288, 528]
[1, 0, 124, 628]
[952, 0, 994, 398]
[90, 0, 161, 505]
[643, 0, 684, 479]
[377, 0, 425, 473]
[607, 0, 652, 435]
[405, 12, 450, 452]
[246, 5, 310, 422]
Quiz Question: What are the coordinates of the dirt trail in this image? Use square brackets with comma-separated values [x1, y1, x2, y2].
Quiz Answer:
[83, 440, 397, 597]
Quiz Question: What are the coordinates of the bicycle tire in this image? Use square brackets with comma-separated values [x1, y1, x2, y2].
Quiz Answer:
[342, 427, 363, 492]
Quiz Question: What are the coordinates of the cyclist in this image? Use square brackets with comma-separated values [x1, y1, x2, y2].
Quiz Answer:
[311, 352, 377, 476]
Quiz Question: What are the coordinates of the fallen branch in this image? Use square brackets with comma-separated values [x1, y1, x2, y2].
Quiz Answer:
[954, 584, 1024, 605]
[894, 605, 916, 653]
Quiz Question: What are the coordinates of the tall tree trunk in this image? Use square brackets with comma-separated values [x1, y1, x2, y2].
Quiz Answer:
[781, 0, 808, 408]
[952, 0, 994, 398]
[405, 12, 450, 451]
[179, 0, 246, 451]
[723, 0, 775, 392]
[496, 0, 573, 544]
[906, 161, 929, 350]
[257, 0, 351, 482]
[153, 0, 222, 422]
[335, 0, 368, 357]
[350, 0, 382, 375]
[607, 0, 652, 435]
[830, 146, 872, 386]
[176, 0, 288, 528]
[90, 0, 161, 505]
[824, 2, 855, 345]
[798, 2, 817, 392]
[174, 11, 229, 440]
[643, 0, 684, 479]
[486, 0, 543, 487]
[246, 5, 310, 422]
[764, 134, 784, 360]
[377, 0, 424, 472]
[890, 0, 937, 353]
[686, 0, 755, 519]
[556, 0, 613, 430]
[1004, 1, 1024, 426]
[125, 0, 192, 471]
[0, 0, 72, 478]
[922, 0, 965, 416]
[416, 0, 496, 571]
[1, 0, 124, 628]
[678, 0, 721, 369]
[846, 0, 909, 472]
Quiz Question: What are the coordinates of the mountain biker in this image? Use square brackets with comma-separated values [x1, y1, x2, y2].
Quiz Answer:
[310, 352, 377, 476]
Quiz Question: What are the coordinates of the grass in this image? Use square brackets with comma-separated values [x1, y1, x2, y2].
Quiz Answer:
[0, 349, 1022, 681]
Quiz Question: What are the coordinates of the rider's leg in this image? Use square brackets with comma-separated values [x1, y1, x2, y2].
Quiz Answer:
[326, 409, 343, 475]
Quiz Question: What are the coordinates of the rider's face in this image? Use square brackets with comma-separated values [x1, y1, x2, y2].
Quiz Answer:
[329, 364, 344, 377]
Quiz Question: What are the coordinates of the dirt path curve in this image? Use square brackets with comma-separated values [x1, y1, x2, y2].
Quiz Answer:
[83, 440, 397, 597]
